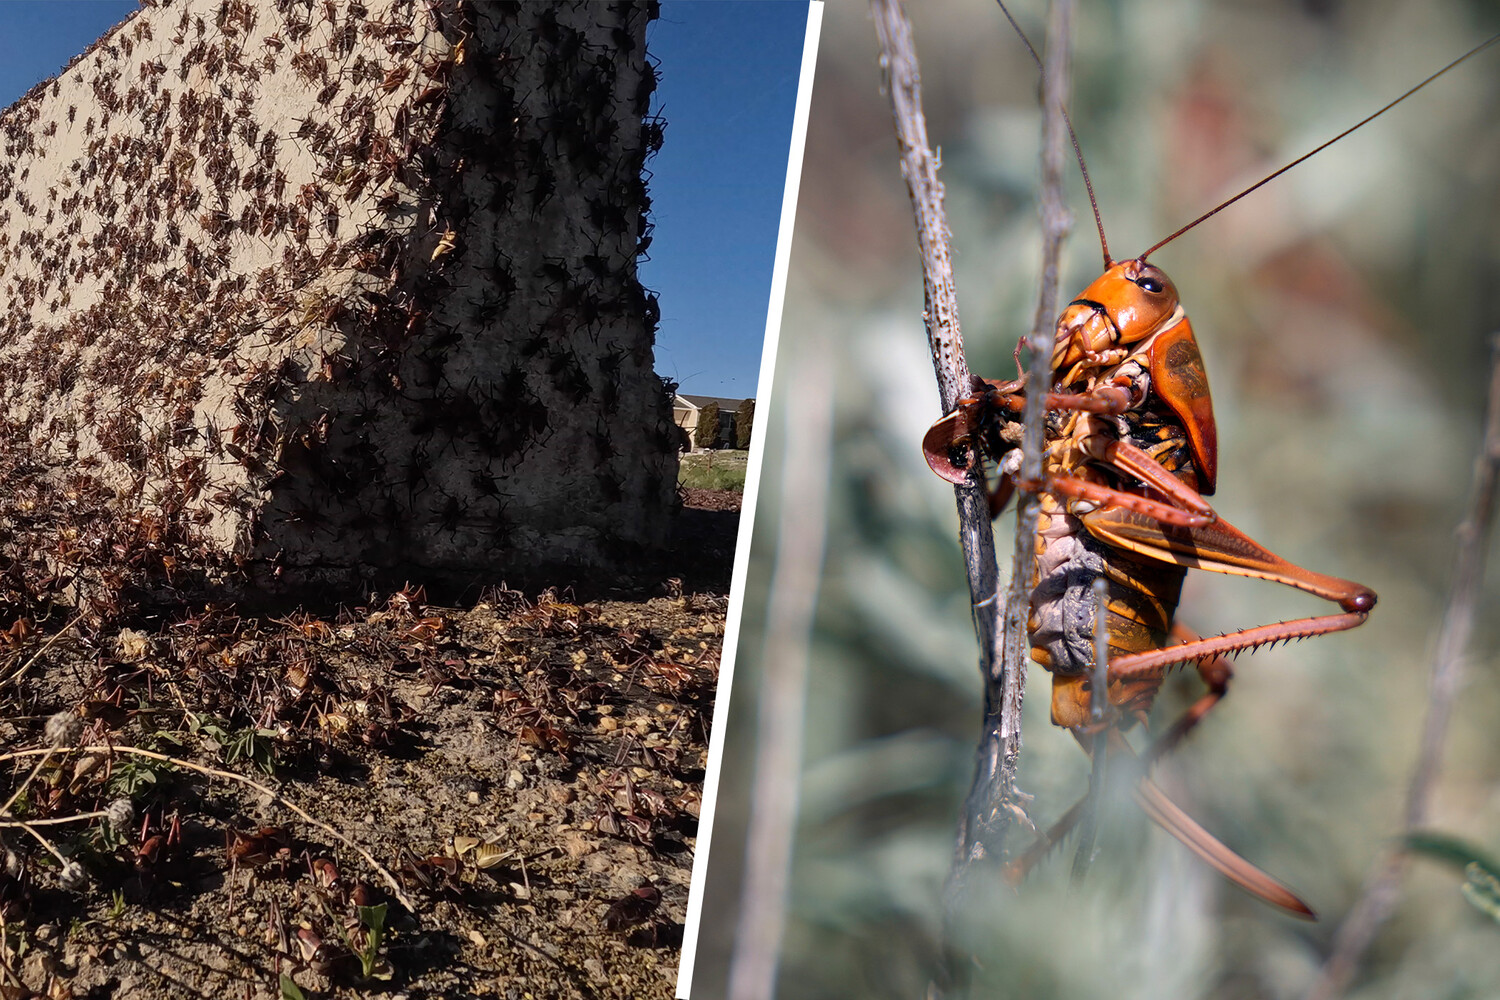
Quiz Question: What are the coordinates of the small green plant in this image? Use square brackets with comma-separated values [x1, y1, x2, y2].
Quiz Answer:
[186, 714, 277, 774]
[68, 887, 128, 936]
[108, 730, 182, 796]
[108, 757, 160, 797]
[185, 713, 228, 744]
[279, 973, 308, 1000]
[222, 727, 278, 774]
[314, 892, 391, 982]
[351, 903, 389, 979]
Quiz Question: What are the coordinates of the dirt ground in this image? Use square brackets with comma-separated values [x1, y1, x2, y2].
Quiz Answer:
[0, 490, 739, 1000]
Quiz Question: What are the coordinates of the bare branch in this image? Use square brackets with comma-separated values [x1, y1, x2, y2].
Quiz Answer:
[869, 0, 1003, 884]
[872, 0, 1075, 882]
[1070, 574, 1108, 883]
[870, 0, 972, 413]
[983, 0, 1073, 870]
[874, 2, 1073, 995]
[1308, 333, 1500, 1000]
[727, 340, 836, 1000]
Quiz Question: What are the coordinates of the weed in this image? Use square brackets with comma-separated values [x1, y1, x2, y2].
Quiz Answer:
[186, 714, 278, 774]
[315, 891, 391, 982]
[351, 903, 389, 980]
[107, 759, 159, 797]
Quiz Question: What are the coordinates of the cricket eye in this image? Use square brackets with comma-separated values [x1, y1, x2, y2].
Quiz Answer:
[1134, 263, 1170, 295]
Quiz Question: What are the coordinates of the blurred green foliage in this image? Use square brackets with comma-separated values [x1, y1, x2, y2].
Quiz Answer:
[1461, 864, 1500, 923]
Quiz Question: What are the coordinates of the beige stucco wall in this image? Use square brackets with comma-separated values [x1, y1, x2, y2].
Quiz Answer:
[0, 0, 676, 613]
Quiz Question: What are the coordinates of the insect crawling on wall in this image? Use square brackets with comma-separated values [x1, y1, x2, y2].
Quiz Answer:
[923, 10, 1500, 916]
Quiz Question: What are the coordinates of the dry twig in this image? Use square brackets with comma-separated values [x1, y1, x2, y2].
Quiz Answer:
[1070, 574, 1109, 883]
[874, 0, 1072, 992]
[0, 744, 417, 912]
[0, 810, 113, 828]
[0, 751, 56, 817]
[15, 821, 72, 868]
[1309, 334, 1500, 999]
[995, 0, 1074, 865]
[870, 0, 994, 885]
[870, 0, 1003, 895]
[0, 613, 84, 692]
[872, 0, 1072, 890]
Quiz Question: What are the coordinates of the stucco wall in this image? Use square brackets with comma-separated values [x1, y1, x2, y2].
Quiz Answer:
[0, 0, 676, 614]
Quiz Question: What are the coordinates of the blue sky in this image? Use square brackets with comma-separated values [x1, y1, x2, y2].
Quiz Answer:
[643, 1, 808, 398]
[0, 2, 135, 102]
[0, 0, 808, 401]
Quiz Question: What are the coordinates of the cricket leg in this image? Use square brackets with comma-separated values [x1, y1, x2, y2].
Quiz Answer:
[1117, 732, 1315, 919]
[1141, 623, 1233, 767]
[1004, 728, 1316, 919]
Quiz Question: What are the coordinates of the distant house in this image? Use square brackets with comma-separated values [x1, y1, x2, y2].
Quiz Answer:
[673, 394, 749, 451]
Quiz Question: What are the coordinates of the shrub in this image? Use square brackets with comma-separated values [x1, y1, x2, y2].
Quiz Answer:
[735, 399, 755, 449]
[694, 401, 719, 450]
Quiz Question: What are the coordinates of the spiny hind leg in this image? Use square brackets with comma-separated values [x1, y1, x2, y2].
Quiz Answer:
[1106, 609, 1368, 688]
[1008, 626, 1235, 884]
[1140, 623, 1233, 767]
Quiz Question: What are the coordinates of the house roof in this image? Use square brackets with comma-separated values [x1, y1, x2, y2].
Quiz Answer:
[677, 394, 750, 410]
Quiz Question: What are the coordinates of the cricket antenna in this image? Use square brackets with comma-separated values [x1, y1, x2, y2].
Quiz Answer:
[1140, 29, 1500, 261]
[994, 0, 1112, 269]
